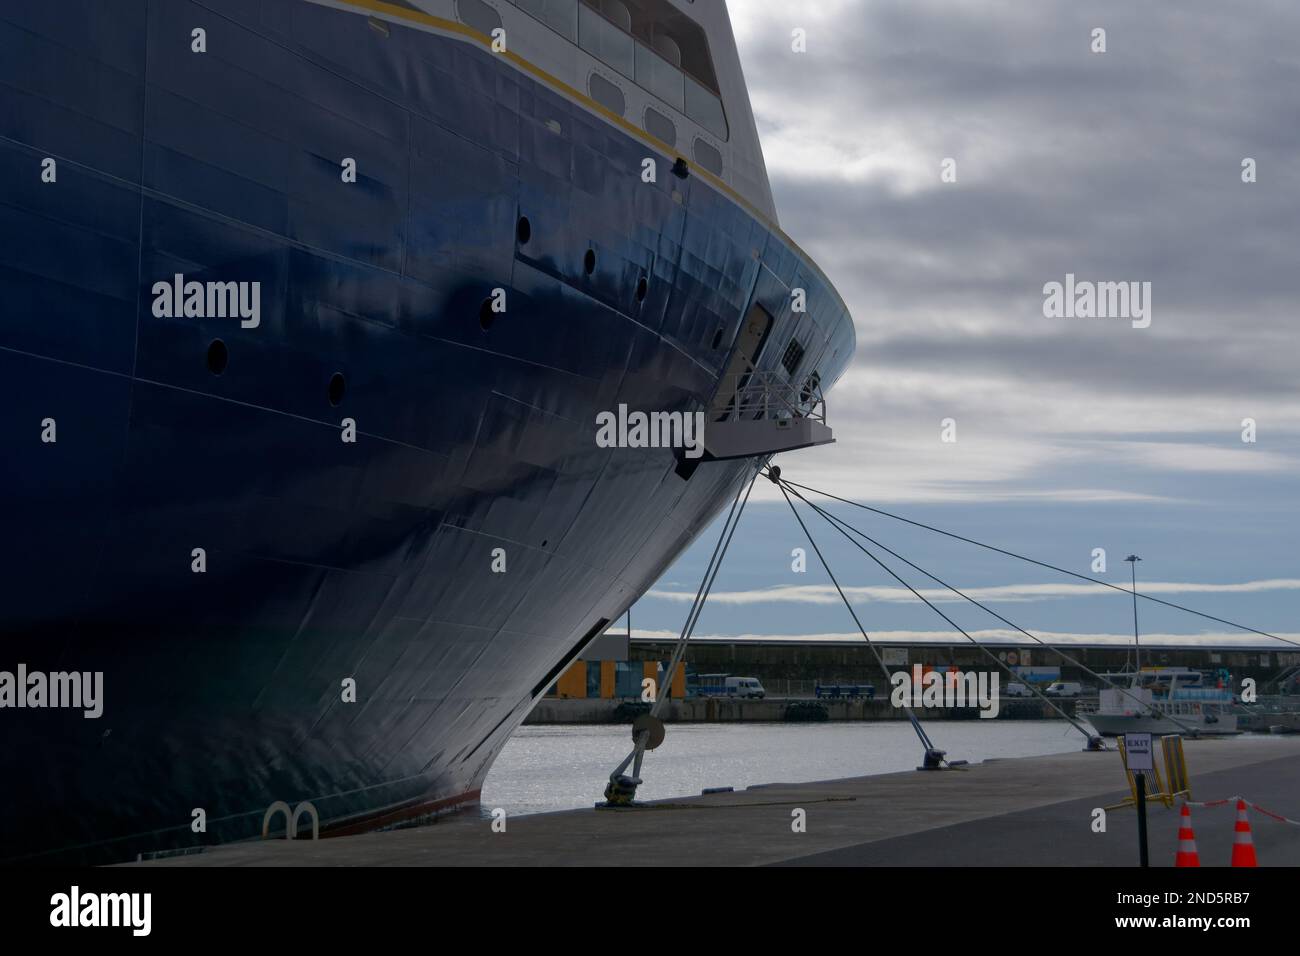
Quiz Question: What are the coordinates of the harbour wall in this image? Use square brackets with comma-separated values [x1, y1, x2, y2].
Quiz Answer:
[627, 640, 1294, 692]
[524, 696, 1078, 724]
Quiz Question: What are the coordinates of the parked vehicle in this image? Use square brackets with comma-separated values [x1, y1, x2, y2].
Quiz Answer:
[1005, 682, 1033, 698]
[1045, 681, 1083, 698]
[725, 677, 766, 699]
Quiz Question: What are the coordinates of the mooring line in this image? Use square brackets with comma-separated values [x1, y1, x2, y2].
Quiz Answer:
[779, 479, 1197, 738]
[773, 475, 946, 765]
[603, 461, 762, 804]
[779, 477, 1299, 650]
[776, 476, 1099, 743]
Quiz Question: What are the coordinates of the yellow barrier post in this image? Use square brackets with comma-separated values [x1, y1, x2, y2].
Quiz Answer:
[1107, 735, 1176, 811]
[1162, 734, 1191, 802]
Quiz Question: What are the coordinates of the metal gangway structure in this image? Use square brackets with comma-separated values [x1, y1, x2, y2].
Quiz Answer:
[703, 369, 833, 460]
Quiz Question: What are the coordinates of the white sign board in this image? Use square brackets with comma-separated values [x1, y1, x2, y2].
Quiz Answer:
[1125, 732, 1154, 772]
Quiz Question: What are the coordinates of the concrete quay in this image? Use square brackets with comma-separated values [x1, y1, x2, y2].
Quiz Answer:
[128, 736, 1300, 867]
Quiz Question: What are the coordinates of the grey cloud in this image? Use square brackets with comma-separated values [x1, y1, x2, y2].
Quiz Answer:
[727, 0, 1300, 508]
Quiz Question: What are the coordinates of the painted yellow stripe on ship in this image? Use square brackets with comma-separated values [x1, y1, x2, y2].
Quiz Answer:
[332, 0, 848, 311]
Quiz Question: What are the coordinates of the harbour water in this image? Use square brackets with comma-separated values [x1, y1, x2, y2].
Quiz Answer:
[481, 720, 1086, 816]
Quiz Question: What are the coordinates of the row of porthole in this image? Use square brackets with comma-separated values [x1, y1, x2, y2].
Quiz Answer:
[484, 216, 647, 330]
[204, 340, 346, 406]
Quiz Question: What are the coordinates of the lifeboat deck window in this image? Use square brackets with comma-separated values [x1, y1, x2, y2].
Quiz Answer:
[578, 2, 635, 77]
[619, 0, 718, 93]
[500, 0, 730, 140]
[515, 0, 578, 41]
[565, 0, 728, 141]
[456, 0, 502, 36]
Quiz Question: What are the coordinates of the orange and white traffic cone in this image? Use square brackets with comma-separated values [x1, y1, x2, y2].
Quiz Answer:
[1231, 800, 1258, 867]
[1175, 804, 1200, 867]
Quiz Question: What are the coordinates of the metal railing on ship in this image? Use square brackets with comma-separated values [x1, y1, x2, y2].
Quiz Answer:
[710, 370, 826, 425]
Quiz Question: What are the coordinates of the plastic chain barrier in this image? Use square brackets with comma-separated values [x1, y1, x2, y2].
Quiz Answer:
[1183, 796, 1300, 827]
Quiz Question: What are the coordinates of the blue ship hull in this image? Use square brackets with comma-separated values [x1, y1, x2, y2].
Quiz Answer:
[0, 0, 854, 863]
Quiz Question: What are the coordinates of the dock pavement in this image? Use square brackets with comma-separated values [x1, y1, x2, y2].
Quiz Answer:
[128, 735, 1300, 867]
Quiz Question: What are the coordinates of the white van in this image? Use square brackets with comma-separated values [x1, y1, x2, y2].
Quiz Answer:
[1005, 682, 1033, 698]
[1045, 681, 1083, 698]
[725, 677, 766, 699]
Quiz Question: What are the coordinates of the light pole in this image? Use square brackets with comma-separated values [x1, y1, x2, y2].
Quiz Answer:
[1125, 555, 1142, 674]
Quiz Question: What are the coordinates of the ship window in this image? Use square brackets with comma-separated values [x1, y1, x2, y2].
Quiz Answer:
[584, 248, 597, 274]
[621, 0, 719, 93]
[636, 274, 648, 301]
[514, 0, 578, 41]
[575, 0, 729, 141]
[579, 3, 634, 77]
[692, 137, 722, 176]
[643, 106, 676, 147]
[517, 215, 531, 245]
[456, 0, 502, 37]
[685, 74, 728, 140]
[652, 32, 680, 67]
[206, 339, 228, 375]
[587, 72, 626, 115]
[328, 372, 346, 407]
[599, 0, 631, 30]
[781, 339, 806, 376]
[635, 43, 684, 111]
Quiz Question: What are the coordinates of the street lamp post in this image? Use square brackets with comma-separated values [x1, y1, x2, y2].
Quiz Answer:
[1125, 555, 1142, 674]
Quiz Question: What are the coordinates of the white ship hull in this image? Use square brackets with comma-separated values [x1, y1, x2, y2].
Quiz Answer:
[1083, 711, 1239, 736]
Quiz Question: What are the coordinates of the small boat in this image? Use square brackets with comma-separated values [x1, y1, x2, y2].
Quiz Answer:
[1078, 668, 1240, 736]
[1235, 696, 1300, 734]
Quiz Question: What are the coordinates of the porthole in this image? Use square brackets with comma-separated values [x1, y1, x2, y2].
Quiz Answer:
[584, 249, 596, 275]
[710, 326, 724, 350]
[206, 339, 228, 375]
[479, 297, 496, 331]
[516, 216, 531, 245]
[644, 107, 676, 148]
[587, 72, 626, 116]
[636, 275, 648, 302]
[692, 138, 723, 177]
[328, 372, 346, 407]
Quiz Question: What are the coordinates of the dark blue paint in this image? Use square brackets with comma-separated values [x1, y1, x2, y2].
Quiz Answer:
[0, 0, 854, 863]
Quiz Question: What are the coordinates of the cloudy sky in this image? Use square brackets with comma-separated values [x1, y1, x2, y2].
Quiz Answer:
[635, 0, 1300, 653]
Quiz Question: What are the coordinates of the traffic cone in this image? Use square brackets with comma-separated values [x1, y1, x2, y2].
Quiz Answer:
[1174, 804, 1200, 867]
[1231, 800, 1258, 867]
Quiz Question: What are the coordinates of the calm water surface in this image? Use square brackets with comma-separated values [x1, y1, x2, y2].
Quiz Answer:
[481, 720, 1085, 816]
